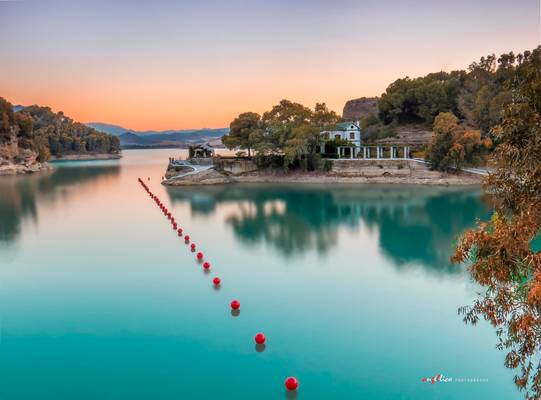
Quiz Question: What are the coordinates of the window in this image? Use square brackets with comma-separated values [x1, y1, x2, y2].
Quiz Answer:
[349, 132, 355, 139]
[335, 134, 341, 140]
[350, 125, 354, 129]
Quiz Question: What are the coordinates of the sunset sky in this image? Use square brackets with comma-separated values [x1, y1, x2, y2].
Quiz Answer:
[0, 0, 539, 130]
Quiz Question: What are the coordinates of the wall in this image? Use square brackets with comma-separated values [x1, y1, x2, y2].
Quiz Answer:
[214, 158, 258, 175]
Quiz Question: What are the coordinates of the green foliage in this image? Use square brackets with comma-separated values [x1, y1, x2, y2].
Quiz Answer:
[378, 71, 465, 125]
[222, 112, 262, 157]
[261, 99, 313, 152]
[323, 137, 352, 155]
[20, 105, 120, 158]
[362, 122, 396, 142]
[0, 98, 15, 141]
[283, 125, 321, 168]
[323, 159, 333, 172]
[223, 100, 341, 169]
[0, 98, 120, 161]
[378, 51, 522, 134]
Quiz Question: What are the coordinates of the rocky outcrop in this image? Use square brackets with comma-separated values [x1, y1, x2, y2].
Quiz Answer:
[0, 131, 50, 176]
[164, 168, 233, 185]
[342, 97, 378, 121]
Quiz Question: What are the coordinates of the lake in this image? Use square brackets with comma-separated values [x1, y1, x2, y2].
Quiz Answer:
[0, 149, 518, 399]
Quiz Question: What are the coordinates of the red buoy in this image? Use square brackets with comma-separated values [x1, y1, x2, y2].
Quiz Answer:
[196, 252, 203, 260]
[203, 261, 210, 269]
[191, 243, 197, 250]
[285, 377, 298, 391]
[177, 229, 183, 236]
[255, 332, 266, 344]
[230, 300, 240, 310]
[213, 277, 221, 286]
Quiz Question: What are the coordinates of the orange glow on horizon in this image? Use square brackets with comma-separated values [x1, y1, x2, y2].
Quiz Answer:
[1, 0, 538, 131]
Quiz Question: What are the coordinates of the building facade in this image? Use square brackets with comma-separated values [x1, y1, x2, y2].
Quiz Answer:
[320, 121, 362, 157]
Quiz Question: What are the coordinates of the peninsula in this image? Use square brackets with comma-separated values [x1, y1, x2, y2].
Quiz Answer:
[0, 98, 121, 175]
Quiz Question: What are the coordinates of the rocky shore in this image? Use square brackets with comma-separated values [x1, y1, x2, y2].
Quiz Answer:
[0, 138, 51, 176]
[0, 160, 52, 176]
[163, 160, 482, 186]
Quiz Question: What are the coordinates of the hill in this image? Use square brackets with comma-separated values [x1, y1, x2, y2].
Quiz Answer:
[88, 122, 228, 148]
[1, 98, 120, 174]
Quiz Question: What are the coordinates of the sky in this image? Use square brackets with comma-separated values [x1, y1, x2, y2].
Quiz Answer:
[0, 0, 539, 130]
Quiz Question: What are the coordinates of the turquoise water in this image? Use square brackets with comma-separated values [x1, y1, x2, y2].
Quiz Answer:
[0, 149, 518, 399]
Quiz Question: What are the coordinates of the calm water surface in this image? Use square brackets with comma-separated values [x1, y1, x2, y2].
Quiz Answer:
[0, 149, 517, 399]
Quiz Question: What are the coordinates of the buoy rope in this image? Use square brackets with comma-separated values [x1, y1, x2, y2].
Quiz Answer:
[136, 178, 298, 392]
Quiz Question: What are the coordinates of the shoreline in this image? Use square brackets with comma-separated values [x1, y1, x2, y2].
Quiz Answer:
[0, 152, 121, 176]
[163, 168, 482, 186]
[0, 161, 52, 176]
[50, 153, 122, 161]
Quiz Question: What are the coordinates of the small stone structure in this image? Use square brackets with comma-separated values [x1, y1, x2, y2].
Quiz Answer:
[214, 157, 258, 174]
[189, 143, 215, 158]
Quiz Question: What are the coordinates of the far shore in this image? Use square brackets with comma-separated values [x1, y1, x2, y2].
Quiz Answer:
[49, 152, 122, 161]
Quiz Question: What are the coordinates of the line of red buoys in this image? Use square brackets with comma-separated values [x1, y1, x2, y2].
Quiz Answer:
[136, 177, 298, 393]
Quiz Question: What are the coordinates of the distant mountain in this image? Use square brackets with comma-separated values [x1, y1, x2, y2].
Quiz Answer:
[86, 122, 228, 149]
[86, 123, 128, 136]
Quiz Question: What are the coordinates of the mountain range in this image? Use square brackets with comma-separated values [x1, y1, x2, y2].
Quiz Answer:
[86, 122, 228, 149]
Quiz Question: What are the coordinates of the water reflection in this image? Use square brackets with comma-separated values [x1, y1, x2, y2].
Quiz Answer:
[0, 165, 120, 249]
[167, 184, 490, 271]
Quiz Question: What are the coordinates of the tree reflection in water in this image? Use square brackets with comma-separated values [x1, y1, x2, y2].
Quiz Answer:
[166, 184, 490, 272]
[0, 165, 120, 249]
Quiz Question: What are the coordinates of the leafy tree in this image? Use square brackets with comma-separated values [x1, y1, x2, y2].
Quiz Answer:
[0, 97, 15, 141]
[222, 112, 262, 157]
[283, 125, 322, 170]
[426, 112, 488, 171]
[425, 112, 460, 170]
[261, 99, 313, 152]
[0, 98, 119, 161]
[378, 71, 464, 125]
[312, 102, 340, 129]
[452, 46, 541, 399]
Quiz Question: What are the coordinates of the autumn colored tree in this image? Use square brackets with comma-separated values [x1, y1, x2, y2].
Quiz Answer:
[453, 47, 541, 399]
[426, 111, 488, 171]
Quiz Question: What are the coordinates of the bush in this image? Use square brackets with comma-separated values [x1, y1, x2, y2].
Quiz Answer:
[323, 159, 333, 172]
[252, 154, 284, 170]
[363, 123, 397, 142]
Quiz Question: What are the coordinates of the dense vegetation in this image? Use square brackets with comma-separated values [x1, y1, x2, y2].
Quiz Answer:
[378, 52, 516, 131]
[223, 48, 539, 171]
[222, 100, 340, 170]
[452, 47, 541, 398]
[377, 48, 537, 171]
[0, 97, 120, 161]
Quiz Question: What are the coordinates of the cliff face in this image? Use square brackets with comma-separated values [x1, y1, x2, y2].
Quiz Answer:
[342, 97, 378, 121]
[0, 129, 49, 175]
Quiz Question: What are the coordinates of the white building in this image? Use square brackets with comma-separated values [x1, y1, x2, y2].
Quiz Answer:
[320, 121, 362, 158]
